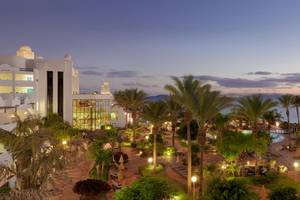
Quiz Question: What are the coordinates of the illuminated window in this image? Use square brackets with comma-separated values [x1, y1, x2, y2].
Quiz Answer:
[0, 72, 12, 80]
[0, 86, 12, 93]
[15, 87, 34, 94]
[110, 112, 116, 120]
[15, 74, 34, 81]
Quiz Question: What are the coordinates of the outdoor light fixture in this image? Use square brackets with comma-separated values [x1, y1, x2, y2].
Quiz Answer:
[145, 135, 149, 140]
[191, 175, 197, 183]
[191, 175, 197, 200]
[293, 161, 299, 168]
[62, 140, 67, 145]
[148, 157, 153, 164]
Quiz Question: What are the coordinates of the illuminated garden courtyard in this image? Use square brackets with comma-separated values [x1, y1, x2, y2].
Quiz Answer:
[2, 76, 300, 200]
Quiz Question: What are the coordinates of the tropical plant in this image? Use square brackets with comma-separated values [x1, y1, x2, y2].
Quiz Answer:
[0, 119, 65, 190]
[88, 135, 114, 181]
[114, 89, 147, 142]
[278, 94, 293, 130]
[236, 95, 277, 136]
[165, 75, 201, 193]
[114, 177, 187, 200]
[165, 96, 182, 147]
[142, 101, 169, 169]
[235, 95, 276, 175]
[269, 187, 299, 200]
[189, 85, 230, 197]
[205, 176, 257, 200]
[262, 110, 281, 132]
[293, 96, 300, 128]
[213, 113, 231, 140]
[177, 120, 198, 141]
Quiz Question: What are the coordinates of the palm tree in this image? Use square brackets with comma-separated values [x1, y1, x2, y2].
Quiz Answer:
[190, 85, 230, 197]
[165, 75, 201, 194]
[293, 96, 300, 128]
[113, 90, 130, 128]
[142, 101, 169, 169]
[0, 119, 65, 190]
[262, 110, 281, 132]
[278, 94, 293, 131]
[236, 95, 277, 175]
[114, 89, 147, 142]
[165, 96, 182, 147]
[214, 113, 231, 141]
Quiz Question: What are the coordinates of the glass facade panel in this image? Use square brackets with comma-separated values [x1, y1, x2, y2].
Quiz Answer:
[72, 99, 113, 130]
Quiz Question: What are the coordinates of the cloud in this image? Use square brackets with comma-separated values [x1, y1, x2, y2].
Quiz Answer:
[81, 70, 103, 76]
[122, 82, 159, 88]
[246, 71, 273, 75]
[194, 75, 277, 88]
[77, 66, 101, 70]
[106, 70, 138, 78]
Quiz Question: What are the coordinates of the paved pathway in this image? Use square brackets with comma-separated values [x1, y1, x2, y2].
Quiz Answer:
[49, 152, 94, 200]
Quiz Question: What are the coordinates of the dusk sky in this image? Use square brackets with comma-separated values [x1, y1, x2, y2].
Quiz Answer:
[2, 0, 300, 95]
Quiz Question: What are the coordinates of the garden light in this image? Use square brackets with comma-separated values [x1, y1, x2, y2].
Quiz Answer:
[191, 175, 197, 183]
[293, 161, 299, 168]
[148, 157, 153, 164]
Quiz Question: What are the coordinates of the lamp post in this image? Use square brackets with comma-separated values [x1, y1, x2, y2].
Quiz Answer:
[293, 161, 299, 179]
[191, 175, 197, 200]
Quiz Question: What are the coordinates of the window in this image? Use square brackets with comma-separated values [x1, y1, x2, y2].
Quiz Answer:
[15, 74, 33, 81]
[15, 87, 34, 93]
[0, 72, 12, 80]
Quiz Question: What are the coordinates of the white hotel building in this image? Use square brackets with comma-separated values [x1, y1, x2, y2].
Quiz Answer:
[0, 46, 126, 129]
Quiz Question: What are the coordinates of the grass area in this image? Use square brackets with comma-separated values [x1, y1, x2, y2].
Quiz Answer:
[265, 175, 300, 191]
[235, 174, 300, 192]
[138, 164, 164, 176]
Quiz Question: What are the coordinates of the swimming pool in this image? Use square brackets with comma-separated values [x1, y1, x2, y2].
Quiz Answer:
[241, 130, 285, 143]
[270, 132, 285, 143]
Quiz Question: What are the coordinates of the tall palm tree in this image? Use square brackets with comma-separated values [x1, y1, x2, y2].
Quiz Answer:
[114, 89, 147, 142]
[0, 119, 64, 190]
[278, 94, 293, 131]
[142, 101, 169, 169]
[165, 75, 201, 194]
[236, 95, 277, 175]
[165, 96, 183, 147]
[293, 96, 300, 128]
[113, 90, 130, 128]
[190, 85, 231, 197]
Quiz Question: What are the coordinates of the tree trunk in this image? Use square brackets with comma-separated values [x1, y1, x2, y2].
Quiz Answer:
[296, 106, 300, 129]
[198, 129, 206, 199]
[153, 126, 157, 170]
[172, 121, 176, 147]
[184, 112, 192, 194]
[287, 109, 290, 131]
[132, 112, 137, 143]
[253, 123, 259, 176]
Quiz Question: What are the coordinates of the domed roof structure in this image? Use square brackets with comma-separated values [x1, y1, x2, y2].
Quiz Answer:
[16, 45, 35, 59]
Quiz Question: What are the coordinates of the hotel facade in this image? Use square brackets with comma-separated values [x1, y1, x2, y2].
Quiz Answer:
[0, 46, 125, 129]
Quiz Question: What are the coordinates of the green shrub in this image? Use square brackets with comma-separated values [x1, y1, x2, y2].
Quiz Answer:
[252, 171, 278, 185]
[269, 187, 299, 200]
[0, 186, 10, 193]
[205, 176, 258, 200]
[138, 164, 164, 176]
[115, 177, 187, 200]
